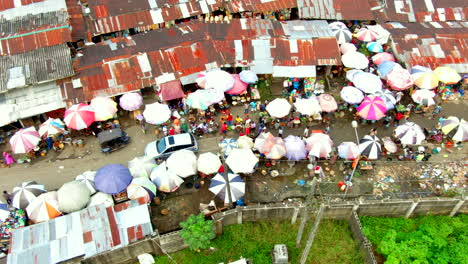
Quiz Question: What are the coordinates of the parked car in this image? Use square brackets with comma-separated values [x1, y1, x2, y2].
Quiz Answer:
[145, 133, 198, 159]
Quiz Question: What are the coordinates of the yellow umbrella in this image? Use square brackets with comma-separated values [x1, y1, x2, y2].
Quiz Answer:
[414, 72, 439, 89]
[433, 66, 461, 84]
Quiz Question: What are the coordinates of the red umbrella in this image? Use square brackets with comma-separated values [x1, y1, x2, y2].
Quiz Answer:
[64, 103, 95, 130]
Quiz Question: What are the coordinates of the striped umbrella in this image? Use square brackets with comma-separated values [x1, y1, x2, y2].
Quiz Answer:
[220, 138, 238, 155]
[372, 89, 396, 110]
[411, 89, 436, 106]
[342, 51, 369, 69]
[433, 66, 461, 84]
[329, 22, 352, 44]
[226, 148, 259, 174]
[197, 152, 221, 175]
[377, 61, 398, 79]
[143, 102, 171, 125]
[371, 52, 395, 65]
[410, 65, 432, 77]
[265, 137, 286, 160]
[305, 133, 334, 158]
[318, 94, 338, 112]
[337, 142, 360, 160]
[90, 97, 118, 121]
[127, 177, 157, 202]
[209, 173, 245, 204]
[414, 72, 439, 89]
[357, 96, 387, 120]
[340, 86, 364, 104]
[366, 42, 383, 53]
[11, 181, 46, 209]
[340, 43, 357, 54]
[356, 28, 378, 42]
[64, 103, 95, 130]
[151, 161, 184, 192]
[39, 118, 65, 138]
[75, 171, 97, 194]
[10, 127, 41, 154]
[395, 122, 426, 145]
[358, 135, 382, 160]
[352, 72, 382, 94]
[387, 67, 414, 91]
[441, 117, 468, 142]
[26, 191, 61, 223]
[119, 92, 143, 111]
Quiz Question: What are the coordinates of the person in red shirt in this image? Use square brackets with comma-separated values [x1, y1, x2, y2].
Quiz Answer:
[220, 122, 227, 136]
[169, 127, 175, 135]
[394, 112, 405, 126]
[227, 114, 233, 127]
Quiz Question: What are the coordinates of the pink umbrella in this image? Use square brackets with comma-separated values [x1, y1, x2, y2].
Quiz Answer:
[357, 96, 387, 120]
[340, 43, 357, 54]
[64, 103, 95, 130]
[226, 74, 248, 95]
[371, 52, 395, 65]
[10, 127, 41, 154]
[306, 133, 334, 158]
[318, 94, 338, 112]
[356, 28, 378, 42]
[387, 67, 414, 91]
[119, 92, 143, 111]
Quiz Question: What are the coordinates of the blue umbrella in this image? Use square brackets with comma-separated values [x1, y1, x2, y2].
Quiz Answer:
[95, 164, 132, 194]
[378, 61, 399, 79]
[219, 138, 238, 155]
[239, 70, 258, 84]
[366, 42, 383, 53]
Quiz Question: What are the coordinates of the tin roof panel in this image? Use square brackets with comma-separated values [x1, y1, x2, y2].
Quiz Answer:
[298, 0, 374, 20]
[383, 0, 467, 22]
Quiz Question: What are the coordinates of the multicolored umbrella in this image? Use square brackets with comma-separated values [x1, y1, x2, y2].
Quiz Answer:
[128, 156, 157, 178]
[377, 61, 398, 79]
[352, 72, 382, 94]
[127, 177, 157, 202]
[150, 162, 183, 192]
[26, 191, 61, 223]
[88, 192, 114, 208]
[10, 127, 41, 154]
[329, 22, 352, 44]
[395, 122, 425, 145]
[226, 148, 258, 174]
[293, 97, 321, 116]
[387, 67, 414, 91]
[209, 173, 245, 204]
[119, 92, 143, 111]
[39, 118, 65, 138]
[11, 181, 46, 209]
[57, 181, 91, 213]
[366, 42, 383, 53]
[239, 70, 258, 84]
[433, 66, 461, 84]
[382, 137, 398, 154]
[95, 164, 132, 195]
[284, 135, 307, 161]
[318, 94, 338, 112]
[356, 28, 378, 42]
[197, 152, 221, 175]
[372, 89, 396, 110]
[204, 69, 235, 92]
[337, 142, 359, 160]
[254, 132, 275, 154]
[166, 150, 197, 178]
[220, 138, 238, 155]
[75, 171, 97, 194]
[237, 135, 254, 149]
[359, 135, 382, 160]
[414, 72, 439, 89]
[357, 96, 387, 120]
[441, 117, 468, 142]
[411, 89, 436, 106]
[265, 137, 286, 160]
[340, 86, 364, 104]
[266, 98, 291, 118]
[340, 43, 357, 54]
[90, 97, 118, 121]
[306, 133, 334, 158]
[226, 74, 248, 95]
[341, 51, 369, 69]
[371, 52, 395, 65]
[143, 102, 171, 125]
[64, 103, 95, 130]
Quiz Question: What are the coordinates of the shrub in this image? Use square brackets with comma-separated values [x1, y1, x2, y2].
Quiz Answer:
[179, 213, 215, 251]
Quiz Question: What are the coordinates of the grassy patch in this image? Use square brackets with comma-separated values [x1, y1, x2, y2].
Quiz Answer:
[257, 80, 274, 101]
[154, 220, 363, 264]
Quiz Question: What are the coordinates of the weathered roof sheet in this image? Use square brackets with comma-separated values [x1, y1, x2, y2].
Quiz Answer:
[297, 0, 375, 20]
[385, 22, 468, 73]
[225, 0, 297, 13]
[0, 44, 74, 92]
[0, 0, 67, 20]
[7, 198, 152, 264]
[66, 0, 88, 41]
[382, 0, 467, 22]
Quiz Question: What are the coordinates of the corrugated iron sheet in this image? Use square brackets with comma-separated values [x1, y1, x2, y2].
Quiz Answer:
[298, 0, 375, 20]
[66, 0, 88, 41]
[383, 0, 467, 22]
[225, 0, 297, 13]
[7, 200, 153, 264]
[385, 22, 468, 72]
[0, 0, 67, 20]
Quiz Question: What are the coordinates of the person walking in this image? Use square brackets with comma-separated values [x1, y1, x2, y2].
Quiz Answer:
[220, 122, 227, 136]
[2, 191, 11, 205]
[278, 126, 284, 138]
[227, 114, 233, 128]
[2, 152, 14, 168]
[244, 103, 249, 114]
[303, 126, 309, 138]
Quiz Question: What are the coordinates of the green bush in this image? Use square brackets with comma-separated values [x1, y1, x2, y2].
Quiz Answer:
[179, 213, 215, 251]
[361, 215, 468, 264]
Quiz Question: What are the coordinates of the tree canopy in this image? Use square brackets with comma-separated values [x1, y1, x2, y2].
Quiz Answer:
[180, 213, 215, 251]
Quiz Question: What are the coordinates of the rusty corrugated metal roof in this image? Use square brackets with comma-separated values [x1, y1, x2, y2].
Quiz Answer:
[66, 0, 88, 41]
[225, 0, 297, 13]
[385, 22, 468, 72]
[382, 0, 467, 22]
[298, 0, 375, 20]
[7, 198, 153, 264]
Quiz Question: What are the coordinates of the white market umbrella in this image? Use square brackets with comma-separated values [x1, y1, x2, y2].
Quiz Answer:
[26, 191, 61, 223]
[150, 162, 184, 192]
[166, 150, 197, 178]
[186, 89, 225, 110]
[237, 135, 254, 149]
[88, 192, 114, 208]
[340, 86, 364, 104]
[341, 52, 369, 69]
[10, 127, 41, 154]
[265, 137, 287, 160]
[266, 98, 291, 118]
[293, 97, 321, 116]
[253, 132, 275, 154]
[127, 177, 157, 202]
[39, 118, 65, 138]
[57, 181, 91, 213]
[128, 156, 157, 178]
[395, 122, 425, 145]
[346, 69, 362, 82]
[306, 133, 334, 158]
[411, 89, 436, 106]
[197, 152, 222, 175]
[441, 117, 468, 142]
[226, 148, 258, 174]
[11, 181, 46, 209]
[337, 142, 360, 160]
[143, 102, 171, 125]
[353, 72, 383, 94]
[204, 70, 235, 92]
[359, 135, 382, 160]
[382, 137, 398, 154]
[75, 171, 97, 194]
[340, 43, 357, 54]
[90, 97, 118, 121]
[209, 173, 245, 204]
[239, 70, 258, 84]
